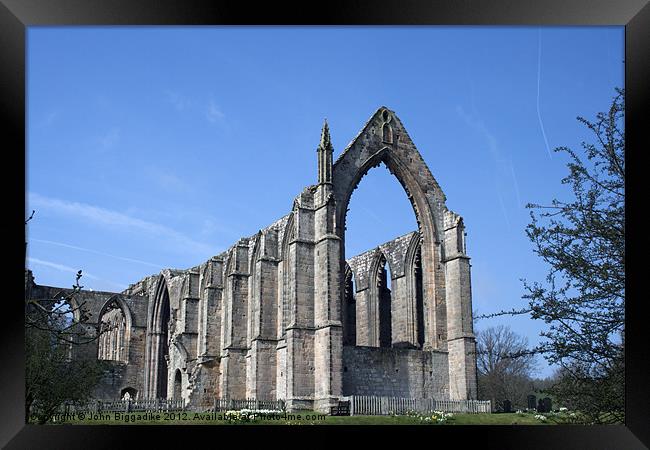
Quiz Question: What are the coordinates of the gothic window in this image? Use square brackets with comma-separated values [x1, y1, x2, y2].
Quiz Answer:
[98, 299, 128, 362]
[457, 221, 466, 254]
[382, 123, 393, 144]
[375, 254, 393, 348]
[413, 246, 425, 348]
[343, 266, 357, 346]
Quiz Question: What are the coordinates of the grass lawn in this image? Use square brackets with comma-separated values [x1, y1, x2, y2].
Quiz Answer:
[51, 411, 553, 425]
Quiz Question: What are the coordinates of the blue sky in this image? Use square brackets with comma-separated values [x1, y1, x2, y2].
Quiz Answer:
[26, 26, 623, 378]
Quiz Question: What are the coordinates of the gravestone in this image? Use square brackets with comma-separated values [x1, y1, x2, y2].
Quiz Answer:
[502, 399, 512, 413]
[543, 397, 552, 412]
[527, 394, 537, 410]
[537, 398, 546, 412]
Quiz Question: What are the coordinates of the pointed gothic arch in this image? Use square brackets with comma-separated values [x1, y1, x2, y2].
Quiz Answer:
[50, 289, 82, 324]
[342, 263, 357, 346]
[278, 211, 295, 337]
[405, 232, 426, 348]
[97, 295, 132, 362]
[144, 274, 172, 399]
[332, 107, 446, 349]
[248, 231, 263, 344]
[368, 251, 394, 348]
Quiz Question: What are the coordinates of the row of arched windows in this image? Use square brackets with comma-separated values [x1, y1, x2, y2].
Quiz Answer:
[343, 243, 425, 349]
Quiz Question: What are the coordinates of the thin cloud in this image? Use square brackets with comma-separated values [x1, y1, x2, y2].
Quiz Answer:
[456, 105, 498, 161]
[27, 192, 215, 258]
[27, 257, 126, 291]
[165, 90, 193, 111]
[27, 257, 99, 279]
[34, 109, 61, 129]
[359, 205, 384, 227]
[508, 158, 523, 208]
[31, 238, 163, 269]
[457, 105, 522, 211]
[536, 29, 553, 159]
[206, 99, 225, 123]
[99, 128, 120, 150]
[146, 166, 193, 193]
[496, 188, 511, 230]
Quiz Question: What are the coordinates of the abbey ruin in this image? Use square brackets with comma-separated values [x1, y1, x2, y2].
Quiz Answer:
[25, 107, 478, 413]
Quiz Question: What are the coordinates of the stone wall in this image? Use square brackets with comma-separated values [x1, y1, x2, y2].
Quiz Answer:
[342, 346, 449, 399]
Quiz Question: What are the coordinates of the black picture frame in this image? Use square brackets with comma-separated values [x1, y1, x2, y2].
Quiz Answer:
[3, 0, 648, 448]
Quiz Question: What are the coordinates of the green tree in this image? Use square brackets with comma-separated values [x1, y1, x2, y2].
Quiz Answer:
[25, 272, 109, 424]
[25, 209, 109, 424]
[522, 88, 625, 423]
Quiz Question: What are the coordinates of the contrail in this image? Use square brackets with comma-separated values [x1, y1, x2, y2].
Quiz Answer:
[31, 238, 163, 269]
[494, 175, 511, 230]
[26, 257, 126, 291]
[536, 29, 553, 159]
[509, 158, 523, 208]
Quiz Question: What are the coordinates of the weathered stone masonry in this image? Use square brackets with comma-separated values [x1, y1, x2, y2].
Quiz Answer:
[26, 107, 478, 413]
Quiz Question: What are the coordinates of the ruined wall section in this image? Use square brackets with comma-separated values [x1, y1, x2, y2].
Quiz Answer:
[25, 272, 150, 400]
[342, 346, 449, 399]
[346, 232, 420, 348]
[443, 210, 477, 400]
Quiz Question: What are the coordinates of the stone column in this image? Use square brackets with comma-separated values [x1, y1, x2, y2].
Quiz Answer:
[443, 211, 478, 400]
[188, 258, 223, 408]
[313, 190, 342, 413]
[284, 194, 316, 411]
[246, 231, 279, 400]
[219, 240, 250, 400]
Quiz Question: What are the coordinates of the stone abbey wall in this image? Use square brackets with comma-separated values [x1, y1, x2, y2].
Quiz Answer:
[26, 107, 478, 413]
[342, 346, 449, 399]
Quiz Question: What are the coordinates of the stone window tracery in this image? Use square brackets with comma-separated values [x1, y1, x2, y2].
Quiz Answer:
[98, 300, 128, 362]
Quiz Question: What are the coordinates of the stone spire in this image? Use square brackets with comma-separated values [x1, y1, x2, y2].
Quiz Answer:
[317, 119, 333, 185]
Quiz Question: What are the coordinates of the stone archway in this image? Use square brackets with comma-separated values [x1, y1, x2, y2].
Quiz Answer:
[121, 387, 138, 400]
[332, 107, 448, 350]
[369, 251, 393, 348]
[342, 263, 356, 346]
[144, 275, 171, 399]
[97, 295, 133, 362]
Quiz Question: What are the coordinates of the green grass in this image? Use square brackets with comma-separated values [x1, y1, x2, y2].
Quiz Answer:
[49, 411, 554, 425]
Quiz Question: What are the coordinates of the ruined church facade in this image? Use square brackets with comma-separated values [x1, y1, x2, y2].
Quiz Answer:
[26, 107, 478, 413]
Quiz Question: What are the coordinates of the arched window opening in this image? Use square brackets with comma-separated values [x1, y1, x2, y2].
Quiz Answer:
[343, 266, 357, 346]
[98, 299, 127, 362]
[345, 163, 418, 349]
[344, 163, 417, 259]
[121, 387, 137, 400]
[50, 295, 77, 359]
[279, 214, 295, 339]
[413, 246, 425, 348]
[53, 297, 75, 329]
[146, 277, 172, 400]
[382, 123, 393, 143]
[376, 255, 393, 348]
[173, 369, 182, 401]
[157, 290, 171, 398]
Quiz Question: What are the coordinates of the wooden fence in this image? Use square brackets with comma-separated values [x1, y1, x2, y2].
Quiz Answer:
[213, 398, 286, 412]
[346, 396, 491, 415]
[63, 398, 186, 413]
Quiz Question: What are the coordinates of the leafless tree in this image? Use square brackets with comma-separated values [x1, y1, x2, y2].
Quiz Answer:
[476, 325, 537, 411]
